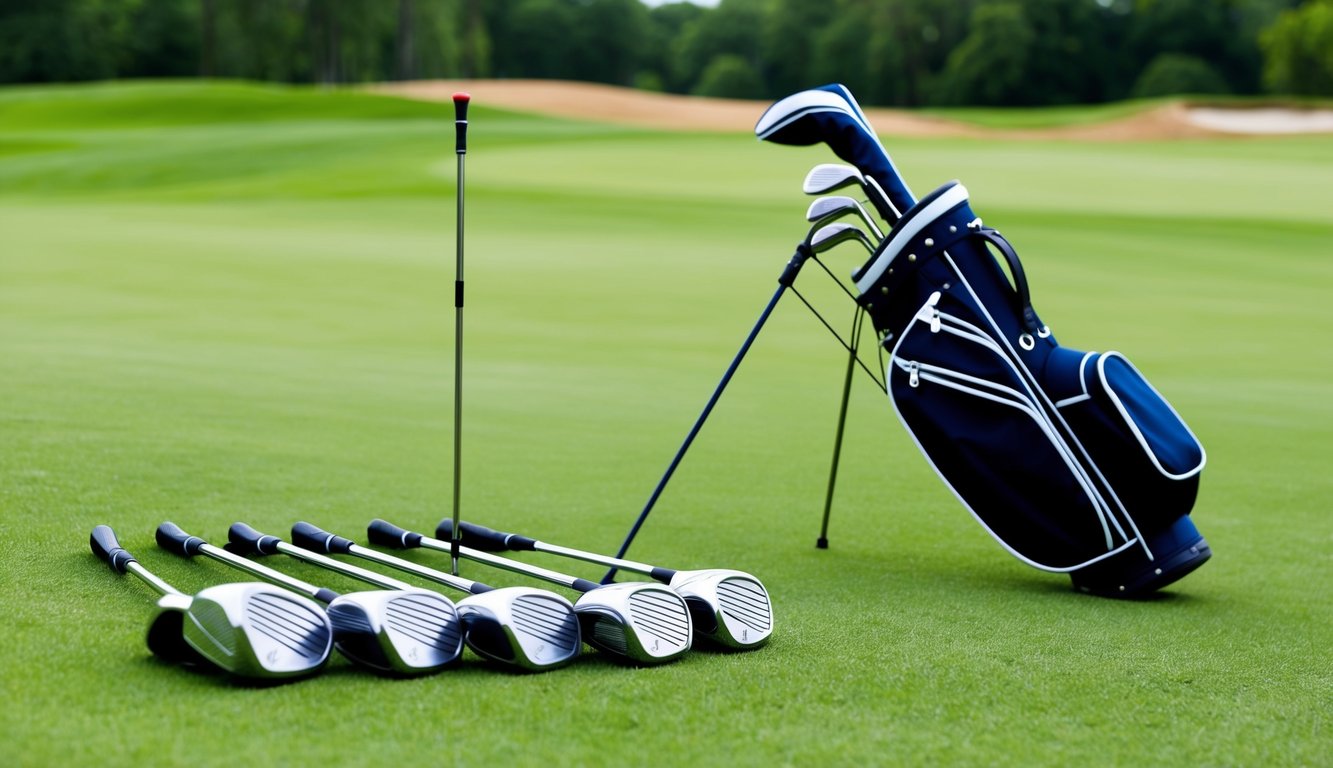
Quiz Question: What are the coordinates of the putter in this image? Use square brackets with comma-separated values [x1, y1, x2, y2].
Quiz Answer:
[806, 195, 885, 239]
[450, 91, 470, 577]
[156, 522, 462, 676]
[362, 520, 694, 665]
[438, 520, 773, 650]
[230, 522, 580, 672]
[89, 525, 332, 681]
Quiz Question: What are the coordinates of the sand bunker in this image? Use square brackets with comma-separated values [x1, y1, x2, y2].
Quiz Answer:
[369, 80, 1333, 140]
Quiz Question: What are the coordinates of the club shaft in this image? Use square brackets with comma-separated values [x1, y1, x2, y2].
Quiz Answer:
[346, 543, 475, 595]
[418, 535, 582, 590]
[125, 561, 181, 596]
[532, 541, 655, 576]
[197, 542, 325, 600]
[276, 541, 415, 591]
[452, 136, 465, 577]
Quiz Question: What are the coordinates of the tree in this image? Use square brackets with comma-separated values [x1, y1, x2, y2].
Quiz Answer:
[939, 2, 1035, 105]
[1260, 0, 1333, 95]
[693, 53, 763, 98]
[671, 0, 767, 96]
[1133, 53, 1231, 96]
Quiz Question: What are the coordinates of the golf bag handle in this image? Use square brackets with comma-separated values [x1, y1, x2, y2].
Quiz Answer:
[90, 525, 137, 573]
[974, 226, 1046, 338]
[367, 519, 424, 549]
[155, 522, 206, 557]
[436, 520, 536, 552]
[292, 522, 356, 555]
[226, 523, 284, 556]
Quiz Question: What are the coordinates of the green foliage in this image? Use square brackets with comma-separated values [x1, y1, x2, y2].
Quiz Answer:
[1133, 53, 1231, 97]
[939, 2, 1036, 106]
[2, 81, 1332, 767]
[1260, 0, 1333, 95]
[0, 0, 1315, 106]
[693, 53, 764, 98]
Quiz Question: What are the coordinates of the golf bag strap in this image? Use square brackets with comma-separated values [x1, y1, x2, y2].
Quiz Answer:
[972, 226, 1045, 338]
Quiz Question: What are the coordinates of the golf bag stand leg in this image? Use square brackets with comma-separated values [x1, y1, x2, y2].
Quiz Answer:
[816, 305, 865, 549]
[604, 243, 814, 582]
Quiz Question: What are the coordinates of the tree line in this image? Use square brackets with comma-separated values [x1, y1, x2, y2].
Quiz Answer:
[1, 0, 1330, 104]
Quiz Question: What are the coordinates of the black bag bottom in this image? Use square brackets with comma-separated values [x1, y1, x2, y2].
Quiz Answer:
[1069, 515, 1211, 598]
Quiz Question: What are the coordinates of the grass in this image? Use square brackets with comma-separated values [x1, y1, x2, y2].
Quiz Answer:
[1, 81, 1330, 767]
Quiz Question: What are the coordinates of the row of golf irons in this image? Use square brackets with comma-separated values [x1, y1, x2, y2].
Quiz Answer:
[89, 519, 772, 683]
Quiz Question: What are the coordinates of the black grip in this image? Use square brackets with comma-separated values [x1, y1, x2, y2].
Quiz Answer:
[155, 522, 206, 557]
[435, 519, 536, 551]
[571, 578, 601, 593]
[650, 566, 677, 583]
[292, 521, 354, 554]
[453, 92, 469, 154]
[367, 519, 423, 549]
[227, 522, 283, 556]
[90, 525, 136, 573]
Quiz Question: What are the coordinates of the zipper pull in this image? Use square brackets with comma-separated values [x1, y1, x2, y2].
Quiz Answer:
[908, 361, 920, 388]
[930, 308, 941, 334]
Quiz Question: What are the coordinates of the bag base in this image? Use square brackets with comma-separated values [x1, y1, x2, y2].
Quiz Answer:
[1068, 515, 1211, 598]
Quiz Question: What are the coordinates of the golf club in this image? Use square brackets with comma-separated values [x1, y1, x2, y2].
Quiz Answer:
[361, 520, 693, 665]
[806, 195, 885, 239]
[156, 522, 462, 676]
[803, 163, 896, 221]
[89, 524, 332, 681]
[230, 522, 580, 672]
[450, 91, 469, 577]
[809, 222, 876, 257]
[437, 520, 773, 650]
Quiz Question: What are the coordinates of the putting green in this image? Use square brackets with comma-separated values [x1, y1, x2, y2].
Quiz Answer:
[2, 82, 1329, 766]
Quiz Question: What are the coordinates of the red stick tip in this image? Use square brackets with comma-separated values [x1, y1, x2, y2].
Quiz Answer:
[452, 92, 471, 104]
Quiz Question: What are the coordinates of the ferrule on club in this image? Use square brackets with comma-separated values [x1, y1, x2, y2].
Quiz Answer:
[277, 541, 415, 591]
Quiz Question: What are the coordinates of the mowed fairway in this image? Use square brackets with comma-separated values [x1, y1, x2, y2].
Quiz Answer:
[1, 82, 1329, 766]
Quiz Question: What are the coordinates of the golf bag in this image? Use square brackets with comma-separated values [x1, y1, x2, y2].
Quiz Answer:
[756, 86, 1209, 597]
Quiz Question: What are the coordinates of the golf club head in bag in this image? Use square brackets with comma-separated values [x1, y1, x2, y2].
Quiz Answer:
[162, 522, 464, 676]
[759, 85, 1211, 598]
[440, 520, 774, 650]
[756, 84, 913, 223]
[90, 525, 333, 681]
[280, 522, 582, 672]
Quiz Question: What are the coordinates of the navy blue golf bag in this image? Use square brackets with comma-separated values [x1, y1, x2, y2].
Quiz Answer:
[756, 86, 1209, 597]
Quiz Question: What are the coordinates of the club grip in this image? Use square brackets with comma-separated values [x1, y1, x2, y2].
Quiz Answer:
[155, 521, 206, 557]
[292, 521, 354, 554]
[367, 519, 423, 549]
[453, 92, 469, 154]
[90, 525, 136, 573]
[435, 520, 536, 551]
[227, 522, 283, 556]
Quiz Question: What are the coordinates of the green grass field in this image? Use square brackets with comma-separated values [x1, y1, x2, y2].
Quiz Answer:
[2, 81, 1330, 766]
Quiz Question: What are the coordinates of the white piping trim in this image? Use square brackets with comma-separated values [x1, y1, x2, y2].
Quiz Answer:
[887, 303, 1132, 569]
[856, 184, 969, 294]
[1096, 352, 1207, 479]
[940, 253, 1147, 556]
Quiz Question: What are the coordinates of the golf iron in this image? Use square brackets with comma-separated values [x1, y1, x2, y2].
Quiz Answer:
[360, 520, 694, 665]
[230, 522, 581, 672]
[438, 520, 773, 650]
[156, 522, 463, 676]
[89, 524, 332, 681]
